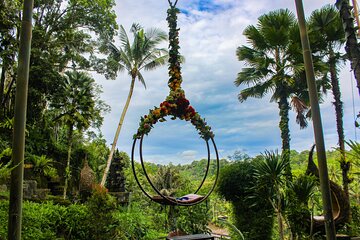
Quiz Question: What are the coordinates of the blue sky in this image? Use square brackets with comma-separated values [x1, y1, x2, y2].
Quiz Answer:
[93, 0, 360, 165]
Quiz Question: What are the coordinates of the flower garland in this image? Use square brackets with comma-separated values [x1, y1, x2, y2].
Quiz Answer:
[134, 4, 214, 141]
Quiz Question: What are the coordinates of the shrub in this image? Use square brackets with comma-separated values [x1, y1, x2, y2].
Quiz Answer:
[113, 202, 167, 239]
[177, 202, 210, 234]
[0, 201, 63, 240]
[22, 201, 62, 240]
[60, 204, 89, 239]
[0, 201, 8, 239]
[217, 160, 274, 239]
[285, 175, 316, 238]
[84, 185, 118, 240]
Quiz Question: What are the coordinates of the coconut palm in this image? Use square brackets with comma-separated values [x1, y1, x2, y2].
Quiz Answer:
[309, 5, 350, 202]
[235, 9, 302, 178]
[52, 71, 106, 199]
[100, 23, 168, 186]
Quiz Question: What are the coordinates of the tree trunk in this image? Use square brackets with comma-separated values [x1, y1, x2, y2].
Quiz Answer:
[100, 76, 136, 186]
[3, 74, 16, 114]
[8, 0, 34, 239]
[329, 49, 351, 222]
[336, 0, 360, 95]
[277, 211, 284, 240]
[276, 187, 285, 240]
[278, 95, 292, 180]
[63, 124, 73, 199]
[0, 61, 7, 117]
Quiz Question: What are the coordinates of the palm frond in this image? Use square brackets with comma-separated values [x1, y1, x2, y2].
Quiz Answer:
[145, 27, 167, 43]
[287, 175, 316, 203]
[291, 96, 309, 129]
[258, 9, 296, 48]
[119, 25, 133, 60]
[235, 68, 267, 87]
[139, 48, 168, 70]
[137, 72, 146, 89]
[254, 150, 289, 183]
[130, 23, 142, 35]
[143, 54, 168, 71]
[243, 25, 268, 50]
[308, 5, 344, 44]
[346, 140, 360, 165]
[238, 80, 273, 102]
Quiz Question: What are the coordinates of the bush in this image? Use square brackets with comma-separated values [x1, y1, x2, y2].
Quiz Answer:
[22, 201, 62, 240]
[83, 185, 118, 240]
[0, 201, 63, 240]
[60, 204, 89, 239]
[216, 160, 274, 239]
[114, 204, 166, 239]
[0, 197, 112, 240]
[285, 175, 316, 238]
[177, 202, 211, 234]
[0, 201, 8, 239]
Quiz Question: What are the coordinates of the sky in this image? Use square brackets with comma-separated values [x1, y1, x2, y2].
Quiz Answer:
[92, 0, 360, 165]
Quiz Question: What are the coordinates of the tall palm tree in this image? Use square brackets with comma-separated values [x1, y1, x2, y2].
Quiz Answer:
[52, 71, 103, 199]
[309, 5, 351, 203]
[336, 0, 360, 95]
[235, 9, 301, 178]
[100, 23, 168, 186]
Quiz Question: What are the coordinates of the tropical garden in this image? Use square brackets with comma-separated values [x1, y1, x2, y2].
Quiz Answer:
[0, 0, 360, 239]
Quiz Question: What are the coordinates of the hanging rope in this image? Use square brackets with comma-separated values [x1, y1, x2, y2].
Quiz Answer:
[167, 0, 178, 7]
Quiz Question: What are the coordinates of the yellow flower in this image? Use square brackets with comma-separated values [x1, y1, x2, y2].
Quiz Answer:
[153, 109, 161, 117]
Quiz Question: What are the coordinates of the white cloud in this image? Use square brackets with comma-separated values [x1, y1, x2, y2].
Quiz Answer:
[94, 0, 360, 163]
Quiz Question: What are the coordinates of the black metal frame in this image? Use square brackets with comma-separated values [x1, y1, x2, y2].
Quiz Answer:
[131, 134, 220, 206]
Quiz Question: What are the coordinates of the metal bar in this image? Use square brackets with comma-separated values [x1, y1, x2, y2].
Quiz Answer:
[133, 134, 220, 206]
[194, 140, 210, 194]
[294, 0, 336, 239]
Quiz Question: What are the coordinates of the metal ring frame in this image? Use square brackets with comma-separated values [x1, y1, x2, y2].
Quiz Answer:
[131, 133, 220, 206]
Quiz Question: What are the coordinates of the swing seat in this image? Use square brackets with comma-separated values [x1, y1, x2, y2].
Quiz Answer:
[151, 194, 204, 205]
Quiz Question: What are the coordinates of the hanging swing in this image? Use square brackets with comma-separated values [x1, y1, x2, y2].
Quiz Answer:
[131, 0, 220, 206]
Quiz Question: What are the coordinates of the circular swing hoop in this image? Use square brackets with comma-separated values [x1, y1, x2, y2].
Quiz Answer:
[131, 134, 220, 206]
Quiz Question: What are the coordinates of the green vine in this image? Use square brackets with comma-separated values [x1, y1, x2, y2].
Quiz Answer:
[134, 4, 214, 141]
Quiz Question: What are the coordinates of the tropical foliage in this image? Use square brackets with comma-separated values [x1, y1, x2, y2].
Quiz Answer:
[98, 23, 169, 186]
[235, 9, 303, 179]
[1, 1, 360, 239]
[309, 5, 351, 209]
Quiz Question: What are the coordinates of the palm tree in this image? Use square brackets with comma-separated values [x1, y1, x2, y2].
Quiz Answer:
[52, 71, 105, 199]
[336, 0, 360, 95]
[28, 154, 57, 187]
[253, 151, 289, 240]
[309, 5, 351, 204]
[235, 9, 301, 178]
[100, 23, 168, 186]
